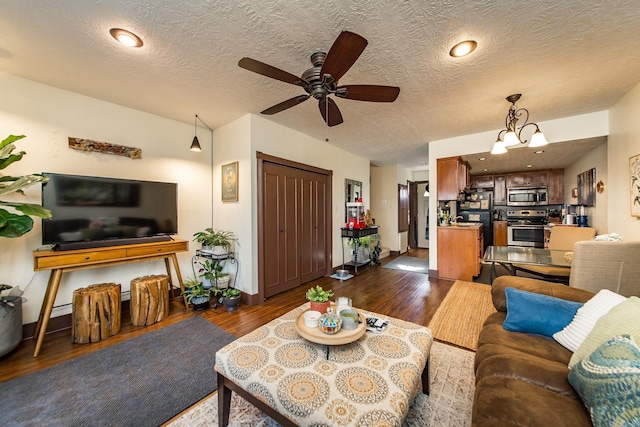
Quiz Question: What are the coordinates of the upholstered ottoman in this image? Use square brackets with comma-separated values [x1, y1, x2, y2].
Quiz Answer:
[215, 304, 433, 426]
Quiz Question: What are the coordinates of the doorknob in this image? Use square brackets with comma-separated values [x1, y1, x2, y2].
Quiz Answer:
[280, 229, 284, 232]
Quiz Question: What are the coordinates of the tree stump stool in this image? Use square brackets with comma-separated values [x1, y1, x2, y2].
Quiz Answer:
[72, 283, 121, 344]
[130, 275, 170, 326]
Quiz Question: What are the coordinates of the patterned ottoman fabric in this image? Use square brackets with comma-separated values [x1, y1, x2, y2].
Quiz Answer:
[215, 304, 433, 426]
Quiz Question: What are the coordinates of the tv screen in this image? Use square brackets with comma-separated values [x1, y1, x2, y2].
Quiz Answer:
[42, 173, 178, 250]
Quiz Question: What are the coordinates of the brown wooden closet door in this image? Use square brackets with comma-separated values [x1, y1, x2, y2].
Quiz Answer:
[263, 163, 301, 298]
[300, 170, 328, 283]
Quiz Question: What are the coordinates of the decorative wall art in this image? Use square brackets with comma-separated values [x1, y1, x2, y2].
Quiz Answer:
[221, 161, 238, 202]
[577, 168, 596, 207]
[630, 154, 640, 217]
[68, 137, 142, 159]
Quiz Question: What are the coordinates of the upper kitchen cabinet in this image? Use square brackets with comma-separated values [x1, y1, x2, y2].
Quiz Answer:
[506, 170, 548, 187]
[546, 169, 564, 204]
[469, 174, 494, 189]
[437, 156, 470, 201]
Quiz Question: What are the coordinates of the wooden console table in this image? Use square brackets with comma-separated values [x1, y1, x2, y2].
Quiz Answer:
[32, 238, 188, 357]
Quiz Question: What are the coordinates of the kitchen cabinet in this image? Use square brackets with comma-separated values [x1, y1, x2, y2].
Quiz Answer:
[437, 224, 483, 281]
[494, 174, 507, 205]
[493, 221, 508, 246]
[546, 169, 564, 204]
[437, 156, 470, 201]
[470, 174, 494, 188]
[507, 170, 548, 187]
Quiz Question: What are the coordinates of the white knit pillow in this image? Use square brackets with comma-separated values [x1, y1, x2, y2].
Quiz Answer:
[553, 289, 626, 352]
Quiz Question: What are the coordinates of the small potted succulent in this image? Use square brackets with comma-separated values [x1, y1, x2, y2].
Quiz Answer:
[306, 285, 334, 313]
[222, 287, 241, 311]
[192, 228, 238, 258]
[181, 277, 214, 311]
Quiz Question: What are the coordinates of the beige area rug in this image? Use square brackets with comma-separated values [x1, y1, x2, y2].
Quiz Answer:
[167, 342, 475, 426]
[428, 280, 497, 351]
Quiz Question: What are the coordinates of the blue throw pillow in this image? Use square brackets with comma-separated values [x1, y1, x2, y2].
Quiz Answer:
[503, 287, 583, 337]
[568, 335, 640, 426]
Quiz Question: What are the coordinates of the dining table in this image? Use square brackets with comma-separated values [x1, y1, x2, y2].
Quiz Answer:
[483, 245, 573, 283]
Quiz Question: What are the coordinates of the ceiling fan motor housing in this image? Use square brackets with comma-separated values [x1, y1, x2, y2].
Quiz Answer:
[303, 52, 337, 100]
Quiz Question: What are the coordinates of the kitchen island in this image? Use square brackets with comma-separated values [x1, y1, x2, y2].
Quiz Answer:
[437, 223, 484, 281]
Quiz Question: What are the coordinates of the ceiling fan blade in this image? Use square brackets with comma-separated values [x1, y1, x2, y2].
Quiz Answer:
[238, 57, 308, 87]
[261, 95, 310, 115]
[318, 98, 344, 127]
[320, 31, 368, 83]
[336, 85, 400, 102]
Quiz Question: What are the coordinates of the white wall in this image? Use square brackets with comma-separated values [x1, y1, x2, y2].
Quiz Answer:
[608, 82, 640, 240]
[0, 73, 212, 323]
[563, 142, 608, 233]
[213, 114, 371, 296]
[371, 165, 400, 251]
[428, 111, 609, 269]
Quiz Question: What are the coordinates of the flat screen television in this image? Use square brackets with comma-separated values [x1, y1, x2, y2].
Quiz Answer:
[41, 173, 178, 250]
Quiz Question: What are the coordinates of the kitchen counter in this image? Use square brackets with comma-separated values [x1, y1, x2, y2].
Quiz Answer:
[437, 224, 484, 281]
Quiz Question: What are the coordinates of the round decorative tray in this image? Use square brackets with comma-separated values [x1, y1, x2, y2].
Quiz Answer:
[295, 308, 367, 345]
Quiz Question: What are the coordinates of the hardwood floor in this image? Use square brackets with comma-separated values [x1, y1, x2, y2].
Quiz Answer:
[0, 248, 454, 383]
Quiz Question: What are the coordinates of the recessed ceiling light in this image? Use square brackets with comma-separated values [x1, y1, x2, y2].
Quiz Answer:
[110, 28, 143, 48]
[482, 168, 488, 172]
[449, 40, 477, 57]
[526, 164, 533, 168]
[479, 157, 486, 161]
[534, 150, 545, 154]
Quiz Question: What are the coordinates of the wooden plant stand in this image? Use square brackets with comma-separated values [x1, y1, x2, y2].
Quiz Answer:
[72, 282, 121, 344]
[130, 275, 170, 326]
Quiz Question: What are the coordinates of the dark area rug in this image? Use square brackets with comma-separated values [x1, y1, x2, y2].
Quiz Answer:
[383, 255, 429, 273]
[1, 316, 235, 427]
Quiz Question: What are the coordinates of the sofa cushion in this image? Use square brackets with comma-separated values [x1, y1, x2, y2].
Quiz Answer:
[491, 276, 594, 312]
[553, 289, 627, 352]
[476, 325, 573, 370]
[569, 296, 640, 368]
[503, 287, 583, 337]
[473, 376, 592, 427]
[475, 350, 578, 397]
[568, 335, 640, 427]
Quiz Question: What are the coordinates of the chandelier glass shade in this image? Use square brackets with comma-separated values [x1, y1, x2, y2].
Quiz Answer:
[491, 94, 548, 154]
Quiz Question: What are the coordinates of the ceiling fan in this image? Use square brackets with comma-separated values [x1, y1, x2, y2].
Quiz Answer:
[238, 31, 400, 127]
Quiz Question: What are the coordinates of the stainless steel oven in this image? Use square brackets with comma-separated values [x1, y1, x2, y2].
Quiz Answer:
[506, 209, 547, 248]
[507, 224, 545, 248]
[507, 187, 548, 206]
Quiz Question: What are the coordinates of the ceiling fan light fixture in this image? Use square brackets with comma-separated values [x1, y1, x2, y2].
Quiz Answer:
[449, 40, 477, 57]
[109, 28, 143, 48]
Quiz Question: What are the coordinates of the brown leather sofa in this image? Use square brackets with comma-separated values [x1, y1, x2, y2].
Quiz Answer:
[472, 276, 595, 427]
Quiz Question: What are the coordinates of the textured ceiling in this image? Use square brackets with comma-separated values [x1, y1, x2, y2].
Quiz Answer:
[1, 0, 640, 170]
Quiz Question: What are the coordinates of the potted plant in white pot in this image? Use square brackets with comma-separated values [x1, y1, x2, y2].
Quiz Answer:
[0, 134, 52, 357]
[192, 228, 238, 258]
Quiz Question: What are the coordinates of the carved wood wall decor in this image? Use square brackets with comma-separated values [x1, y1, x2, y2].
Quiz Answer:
[68, 137, 142, 159]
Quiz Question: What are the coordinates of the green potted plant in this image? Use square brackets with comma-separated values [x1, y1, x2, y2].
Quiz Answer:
[197, 259, 231, 289]
[181, 277, 215, 311]
[306, 285, 334, 313]
[192, 228, 238, 258]
[0, 134, 52, 357]
[348, 235, 377, 264]
[221, 287, 241, 311]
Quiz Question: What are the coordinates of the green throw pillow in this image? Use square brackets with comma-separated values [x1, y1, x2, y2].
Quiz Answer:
[568, 335, 640, 426]
[569, 297, 640, 368]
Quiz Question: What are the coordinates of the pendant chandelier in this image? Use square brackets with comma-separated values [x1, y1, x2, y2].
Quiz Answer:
[491, 94, 548, 155]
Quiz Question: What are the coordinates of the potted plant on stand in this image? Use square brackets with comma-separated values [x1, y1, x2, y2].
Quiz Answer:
[192, 228, 238, 258]
[221, 288, 241, 311]
[306, 285, 334, 313]
[0, 134, 52, 357]
[182, 277, 215, 311]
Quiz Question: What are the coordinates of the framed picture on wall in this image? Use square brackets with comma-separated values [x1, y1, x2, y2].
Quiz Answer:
[222, 161, 238, 202]
[630, 154, 640, 217]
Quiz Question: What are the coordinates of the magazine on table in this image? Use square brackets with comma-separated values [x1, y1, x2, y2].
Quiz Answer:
[366, 317, 388, 333]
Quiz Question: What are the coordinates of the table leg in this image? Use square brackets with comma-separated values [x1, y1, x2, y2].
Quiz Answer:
[33, 269, 63, 357]
[422, 356, 430, 395]
[168, 253, 187, 305]
[490, 262, 496, 284]
[218, 372, 232, 427]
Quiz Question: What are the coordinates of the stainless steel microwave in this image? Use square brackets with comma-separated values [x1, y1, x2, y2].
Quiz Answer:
[507, 187, 548, 206]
